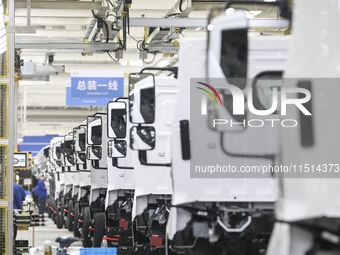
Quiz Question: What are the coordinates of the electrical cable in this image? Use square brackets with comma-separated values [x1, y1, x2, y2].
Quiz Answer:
[123, 6, 127, 50]
[127, 7, 130, 35]
[106, 0, 114, 7]
[127, 34, 150, 54]
[127, 33, 139, 42]
[137, 40, 144, 51]
[107, 51, 119, 62]
[91, 10, 109, 43]
[142, 53, 157, 65]
[126, 34, 144, 52]
[179, 0, 184, 12]
[127, 32, 163, 58]
[128, 31, 176, 54]
[140, 41, 150, 52]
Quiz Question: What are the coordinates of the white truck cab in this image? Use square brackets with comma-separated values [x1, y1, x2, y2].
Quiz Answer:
[83, 112, 108, 247]
[104, 97, 135, 251]
[63, 132, 77, 231]
[167, 8, 290, 254]
[50, 136, 64, 203]
[72, 123, 92, 239]
[128, 73, 178, 253]
[51, 137, 68, 228]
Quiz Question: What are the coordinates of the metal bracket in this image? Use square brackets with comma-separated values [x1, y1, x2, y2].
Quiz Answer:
[217, 216, 252, 233]
[113, 0, 125, 19]
[178, 7, 194, 18]
[147, 28, 179, 44]
[83, 7, 110, 42]
[146, 44, 179, 55]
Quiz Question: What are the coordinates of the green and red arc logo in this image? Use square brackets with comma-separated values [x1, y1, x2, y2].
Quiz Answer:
[196, 82, 222, 106]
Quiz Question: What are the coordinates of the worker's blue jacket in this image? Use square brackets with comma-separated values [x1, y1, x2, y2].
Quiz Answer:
[13, 183, 26, 209]
[37, 179, 47, 198]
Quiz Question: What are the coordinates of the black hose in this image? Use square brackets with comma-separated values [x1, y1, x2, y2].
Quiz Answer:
[179, 0, 184, 12]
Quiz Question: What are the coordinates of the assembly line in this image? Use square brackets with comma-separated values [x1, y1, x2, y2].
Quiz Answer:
[4, 0, 340, 254]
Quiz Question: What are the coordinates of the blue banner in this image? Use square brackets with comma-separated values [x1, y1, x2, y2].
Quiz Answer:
[67, 70, 124, 106]
[66, 86, 111, 106]
[71, 77, 124, 98]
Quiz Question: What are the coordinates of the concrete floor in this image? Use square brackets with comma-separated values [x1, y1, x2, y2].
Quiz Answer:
[16, 212, 82, 255]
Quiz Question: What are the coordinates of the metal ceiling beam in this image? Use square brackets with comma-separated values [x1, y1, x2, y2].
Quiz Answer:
[15, 1, 102, 9]
[24, 108, 99, 121]
[118, 18, 289, 28]
[118, 18, 207, 28]
[15, 42, 120, 53]
[16, 37, 83, 44]
[15, 8, 93, 17]
[53, 60, 120, 65]
[15, 17, 91, 24]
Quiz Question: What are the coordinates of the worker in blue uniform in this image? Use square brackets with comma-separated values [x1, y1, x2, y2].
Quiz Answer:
[13, 175, 26, 210]
[37, 175, 48, 215]
[13, 175, 26, 240]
